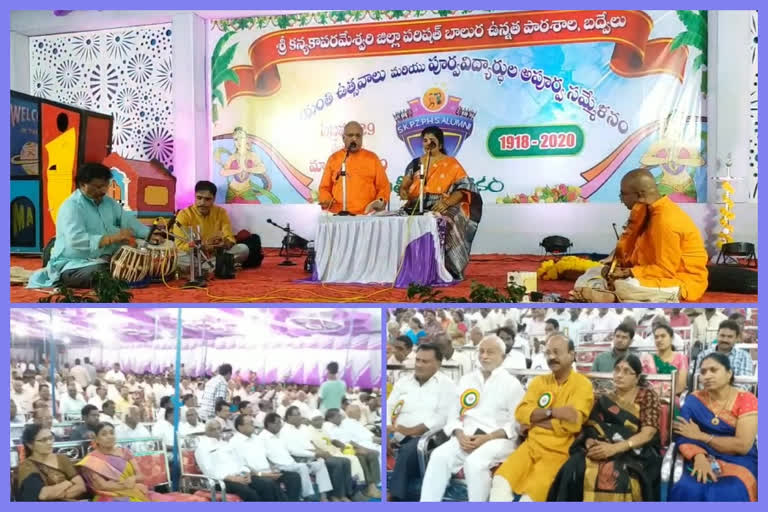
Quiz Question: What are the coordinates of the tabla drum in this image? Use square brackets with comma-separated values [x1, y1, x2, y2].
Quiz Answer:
[144, 239, 178, 279]
[110, 245, 151, 284]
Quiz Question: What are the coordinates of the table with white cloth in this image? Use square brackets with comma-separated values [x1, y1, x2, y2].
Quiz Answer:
[310, 213, 455, 286]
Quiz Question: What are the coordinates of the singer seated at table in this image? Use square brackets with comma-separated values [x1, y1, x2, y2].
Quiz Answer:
[318, 121, 390, 215]
[28, 163, 166, 290]
[398, 126, 483, 280]
[172, 180, 250, 271]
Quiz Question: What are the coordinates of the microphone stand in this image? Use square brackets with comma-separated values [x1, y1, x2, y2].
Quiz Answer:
[337, 147, 354, 216]
[279, 222, 297, 266]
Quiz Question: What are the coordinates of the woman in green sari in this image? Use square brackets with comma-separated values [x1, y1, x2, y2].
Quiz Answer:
[640, 324, 689, 397]
[548, 354, 663, 501]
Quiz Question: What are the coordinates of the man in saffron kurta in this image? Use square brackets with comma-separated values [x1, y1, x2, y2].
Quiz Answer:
[575, 169, 709, 302]
[490, 335, 594, 502]
[318, 121, 390, 215]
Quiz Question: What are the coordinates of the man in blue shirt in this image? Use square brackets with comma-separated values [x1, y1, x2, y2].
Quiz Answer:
[28, 163, 164, 289]
[694, 320, 754, 388]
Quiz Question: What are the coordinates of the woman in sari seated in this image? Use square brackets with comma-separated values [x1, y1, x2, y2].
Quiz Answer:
[640, 324, 688, 397]
[398, 126, 482, 279]
[548, 355, 663, 501]
[76, 422, 206, 502]
[16, 424, 87, 501]
[670, 353, 757, 502]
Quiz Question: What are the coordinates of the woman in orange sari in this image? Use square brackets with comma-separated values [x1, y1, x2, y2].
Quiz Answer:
[76, 422, 206, 502]
[399, 126, 483, 279]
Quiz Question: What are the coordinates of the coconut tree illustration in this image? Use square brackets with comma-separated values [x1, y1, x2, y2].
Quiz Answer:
[211, 31, 239, 123]
[671, 10, 708, 95]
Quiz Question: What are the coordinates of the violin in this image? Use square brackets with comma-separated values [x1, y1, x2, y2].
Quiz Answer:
[607, 203, 649, 287]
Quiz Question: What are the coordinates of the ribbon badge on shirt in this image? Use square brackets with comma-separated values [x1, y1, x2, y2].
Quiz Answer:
[460, 389, 480, 417]
[391, 400, 404, 424]
[537, 392, 553, 408]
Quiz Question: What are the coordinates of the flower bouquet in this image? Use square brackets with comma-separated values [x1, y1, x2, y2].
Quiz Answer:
[538, 256, 601, 281]
[496, 184, 585, 204]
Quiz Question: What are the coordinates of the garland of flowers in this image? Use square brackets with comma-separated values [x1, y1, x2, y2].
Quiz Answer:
[497, 184, 585, 204]
[538, 256, 601, 281]
[212, 10, 487, 32]
[717, 180, 735, 248]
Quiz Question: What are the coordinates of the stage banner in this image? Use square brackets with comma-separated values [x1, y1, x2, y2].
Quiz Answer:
[210, 9, 707, 205]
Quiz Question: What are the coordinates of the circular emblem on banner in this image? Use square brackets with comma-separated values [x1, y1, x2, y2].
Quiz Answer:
[391, 400, 404, 420]
[538, 392, 553, 408]
[460, 389, 480, 412]
[422, 87, 447, 112]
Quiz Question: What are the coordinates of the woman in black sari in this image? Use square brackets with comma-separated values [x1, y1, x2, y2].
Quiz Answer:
[548, 354, 663, 501]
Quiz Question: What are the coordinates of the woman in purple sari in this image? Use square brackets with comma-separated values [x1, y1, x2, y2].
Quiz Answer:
[670, 353, 757, 501]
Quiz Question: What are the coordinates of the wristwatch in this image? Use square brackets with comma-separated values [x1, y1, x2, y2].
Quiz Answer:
[545, 409, 553, 419]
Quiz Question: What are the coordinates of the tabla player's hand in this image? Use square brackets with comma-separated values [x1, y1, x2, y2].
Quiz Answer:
[149, 231, 165, 245]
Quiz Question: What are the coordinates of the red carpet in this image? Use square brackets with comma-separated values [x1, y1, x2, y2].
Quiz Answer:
[10, 251, 757, 303]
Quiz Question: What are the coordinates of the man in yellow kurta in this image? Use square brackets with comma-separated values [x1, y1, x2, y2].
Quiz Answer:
[490, 334, 594, 502]
[318, 121, 390, 215]
[575, 168, 709, 302]
[172, 180, 249, 270]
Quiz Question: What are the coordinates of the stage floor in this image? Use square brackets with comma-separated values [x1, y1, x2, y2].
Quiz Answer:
[10, 251, 757, 304]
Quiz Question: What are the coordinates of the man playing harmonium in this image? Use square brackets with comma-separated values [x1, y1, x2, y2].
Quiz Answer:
[28, 163, 165, 289]
[172, 180, 250, 271]
[574, 168, 709, 302]
[318, 121, 390, 215]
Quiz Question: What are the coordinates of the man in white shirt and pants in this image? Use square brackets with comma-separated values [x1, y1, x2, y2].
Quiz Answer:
[196, 419, 288, 501]
[115, 406, 152, 440]
[229, 414, 302, 501]
[421, 336, 525, 501]
[260, 412, 333, 501]
[387, 343, 458, 501]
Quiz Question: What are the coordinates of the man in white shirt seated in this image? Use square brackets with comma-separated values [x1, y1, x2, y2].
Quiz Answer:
[421, 336, 525, 501]
[259, 412, 333, 501]
[115, 406, 152, 440]
[387, 343, 458, 501]
[179, 407, 206, 436]
[99, 400, 123, 426]
[59, 380, 87, 419]
[324, 408, 381, 498]
[85, 380, 103, 404]
[433, 333, 472, 380]
[12, 378, 33, 417]
[282, 406, 363, 501]
[152, 407, 177, 450]
[498, 327, 527, 370]
[214, 399, 234, 431]
[197, 419, 292, 501]
[388, 336, 417, 367]
[11, 400, 25, 424]
[276, 395, 294, 418]
[289, 391, 314, 420]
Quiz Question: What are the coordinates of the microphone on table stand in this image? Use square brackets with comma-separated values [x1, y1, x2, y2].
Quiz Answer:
[337, 143, 356, 216]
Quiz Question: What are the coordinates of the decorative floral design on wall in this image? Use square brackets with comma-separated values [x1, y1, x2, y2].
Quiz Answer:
[748, 10, 757, 200]
[30, 24, 175, 170]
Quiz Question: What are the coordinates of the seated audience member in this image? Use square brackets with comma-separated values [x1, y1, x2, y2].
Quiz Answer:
[324, 408, 381, 498]
[282, 406, 362, 502]
[16, 425, 87, 501]
[30, 407, 60, 441]
[11, 400, 25, 424]
[99, 400, 122, 426]
[490, 335, 594, 502]
[88, 386, 108, 411]
[152, 407, 176, 450]
[59, 381, 87, 418]
[259, 412, 333, 500]
[498, 327, 527, 370]
[214, 399, 234, 431]
[640, 324, 688, 396]
[228, 414, 302, 501]
[196, 419, 285, 501]
[693, 320, 754, 388]
[254, 400, 273, 429]
[388, 336, 417, 368]
[421, 336, 525, 502]
[549, 354, 662, 501]
[179, 408, 206, 436]
[670, 353, 758, 502]
[70, 405, 102, 441]
[433, 333, 473, 379]
[114, 386, 134, 420]
[387, 343, 457, 501]
[77, 422, 205, 501]
[591, 324, 637, 372]
[304, 414, 367, 495]
[115, 407, 151, 440]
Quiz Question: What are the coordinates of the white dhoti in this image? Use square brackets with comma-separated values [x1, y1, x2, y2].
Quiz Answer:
[342, 454, 365, 482]
[293, 460, 333, 497]
[420, 436, 517, 502]
[574, 266, 680, 303]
